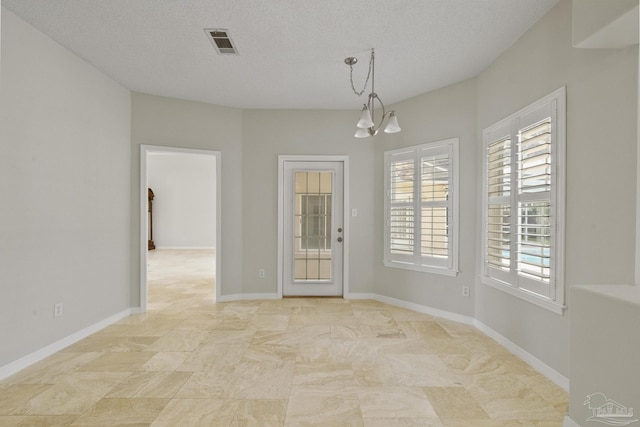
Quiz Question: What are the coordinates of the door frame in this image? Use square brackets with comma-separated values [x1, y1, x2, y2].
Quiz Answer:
[277, 155, 350, 298]
[139, 145, 222, 312]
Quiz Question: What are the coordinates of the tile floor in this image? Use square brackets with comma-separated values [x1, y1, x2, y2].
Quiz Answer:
[0, 249, 568, 426]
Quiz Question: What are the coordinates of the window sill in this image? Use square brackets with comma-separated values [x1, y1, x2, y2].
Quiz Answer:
[384, 260, 458, 277]
[481, 276, 566, 315]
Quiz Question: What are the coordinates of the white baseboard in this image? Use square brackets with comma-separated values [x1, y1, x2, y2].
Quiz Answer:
[474, 320, 569, 391]
[344, 292, 377, 300]
[347, 292, 568, 392]
[0, 308, 133, 381]
[217, 293, 279, 302]
[563, 415, 580, 427]
[154, 246, 215, 250]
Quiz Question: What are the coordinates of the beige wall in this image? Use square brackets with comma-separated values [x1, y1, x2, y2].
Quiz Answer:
[570, 285, 640, 423]
[373, 78, 478, 317]
[0, 9, 131, 366]
[130, 93, 243, 300]
[242, 109, 376, 295]
[476, 0, 637, 376]
[572, 0, 638, 47]
[131, 103, 376, 298]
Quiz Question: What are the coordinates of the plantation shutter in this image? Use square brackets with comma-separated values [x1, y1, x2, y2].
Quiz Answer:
[384, 139, 458, 275]
[419, 145, 452, 269]
[516, 104, 555, 298]
[485, 132, 512, 284]
[482, 87, 564, 309]
[388, 152, 416, 264]
[484, 118, 514, 283]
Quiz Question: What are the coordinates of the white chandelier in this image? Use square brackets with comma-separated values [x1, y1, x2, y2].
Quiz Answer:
[345, 48, 401, 138]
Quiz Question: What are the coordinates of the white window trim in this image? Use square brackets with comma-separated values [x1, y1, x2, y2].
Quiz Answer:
[481, 87, 566, 315]
[384, 138, 459, 276]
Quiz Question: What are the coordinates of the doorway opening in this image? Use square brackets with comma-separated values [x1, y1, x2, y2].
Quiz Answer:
[140, 145, 221, 312]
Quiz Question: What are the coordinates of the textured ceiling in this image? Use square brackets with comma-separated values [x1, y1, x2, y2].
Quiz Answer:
[2, 0, 560, 109]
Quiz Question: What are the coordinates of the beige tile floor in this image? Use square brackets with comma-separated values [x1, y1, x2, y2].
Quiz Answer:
[0, 249, 568, 426]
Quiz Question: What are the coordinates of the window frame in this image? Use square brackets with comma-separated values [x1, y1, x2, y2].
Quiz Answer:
[481, 87, 566, 314]
[384, 138, 459, 276]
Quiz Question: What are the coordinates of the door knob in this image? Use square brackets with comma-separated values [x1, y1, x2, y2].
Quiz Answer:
[337, 227, 343, 233]
[337, 237, 343, 242]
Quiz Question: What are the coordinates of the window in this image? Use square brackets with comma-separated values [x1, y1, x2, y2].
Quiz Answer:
[482, 87, 566, 313]
[294, 171, 333, 281]
[384, 138, 459, 276]
[299, 194, 332, 250]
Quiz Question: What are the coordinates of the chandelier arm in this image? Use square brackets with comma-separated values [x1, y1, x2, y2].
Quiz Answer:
[368, 93, 387, 134]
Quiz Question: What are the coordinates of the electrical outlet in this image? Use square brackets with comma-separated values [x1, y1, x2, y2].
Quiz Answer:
[54, 303, 63, 317]
[258, 269, 265, 279]
[462, 286, 470, 297]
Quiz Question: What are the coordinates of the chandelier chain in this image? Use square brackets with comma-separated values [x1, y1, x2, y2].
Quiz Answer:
[349, 52, 374, 97]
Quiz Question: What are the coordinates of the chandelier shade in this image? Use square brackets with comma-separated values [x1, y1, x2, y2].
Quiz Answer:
[384, 111, 401, 134]
[354, 128, 371, 138]
[357, 104, 375, 129]
[345, 49, 400, 138]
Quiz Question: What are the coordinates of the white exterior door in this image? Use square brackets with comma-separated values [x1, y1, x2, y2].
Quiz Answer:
[282, 160, 345, 296]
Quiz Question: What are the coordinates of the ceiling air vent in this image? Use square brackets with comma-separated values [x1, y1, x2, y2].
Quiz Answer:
[204, 29, 238, 55]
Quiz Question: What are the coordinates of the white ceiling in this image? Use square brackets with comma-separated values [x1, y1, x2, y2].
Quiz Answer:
[2, 0, 560, 110]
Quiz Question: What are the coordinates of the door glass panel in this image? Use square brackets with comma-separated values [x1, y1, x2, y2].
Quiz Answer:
[294, 171, 333, 281]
